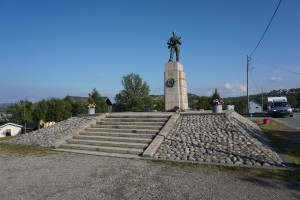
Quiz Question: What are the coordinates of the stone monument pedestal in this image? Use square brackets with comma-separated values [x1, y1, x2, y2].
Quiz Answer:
[164, 61, 188, 111]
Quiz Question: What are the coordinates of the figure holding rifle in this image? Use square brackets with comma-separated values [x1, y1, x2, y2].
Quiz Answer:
[167, 31, 182, 62]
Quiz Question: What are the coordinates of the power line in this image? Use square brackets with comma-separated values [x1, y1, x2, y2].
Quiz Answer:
[253, 59, 300, 75]
[250, 0, 282, 57]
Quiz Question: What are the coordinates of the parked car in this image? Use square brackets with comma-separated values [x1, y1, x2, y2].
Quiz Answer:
[268, 100, 293, 117]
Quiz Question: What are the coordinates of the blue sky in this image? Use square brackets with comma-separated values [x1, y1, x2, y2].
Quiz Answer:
[1, 0, 299, 103]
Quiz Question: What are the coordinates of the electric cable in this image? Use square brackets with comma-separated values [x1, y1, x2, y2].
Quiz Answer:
[250, 0, 282, 57]
[253, 59, 300, 75]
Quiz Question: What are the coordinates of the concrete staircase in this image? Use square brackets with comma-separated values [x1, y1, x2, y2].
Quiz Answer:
[57, 113, 171, 158]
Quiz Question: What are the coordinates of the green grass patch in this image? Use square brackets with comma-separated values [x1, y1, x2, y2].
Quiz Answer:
[255, 119, 300, 182]
[0, 137, 56, 157]
[152, 159, 299, 182]
[256, 119, 300, 164]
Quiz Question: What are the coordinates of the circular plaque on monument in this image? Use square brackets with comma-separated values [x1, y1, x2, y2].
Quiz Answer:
[166, 78, 175, 88]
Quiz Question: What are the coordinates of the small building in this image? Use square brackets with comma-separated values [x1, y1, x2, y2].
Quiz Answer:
[249, 100, 262, 113]
[0, 122, 23, 138]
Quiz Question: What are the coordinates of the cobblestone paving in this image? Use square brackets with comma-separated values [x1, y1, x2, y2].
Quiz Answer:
[154, 112, 283, 167]
[2, 116, 99, 148]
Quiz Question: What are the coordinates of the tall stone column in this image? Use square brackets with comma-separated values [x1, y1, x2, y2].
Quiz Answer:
[164, 61, 188, 111]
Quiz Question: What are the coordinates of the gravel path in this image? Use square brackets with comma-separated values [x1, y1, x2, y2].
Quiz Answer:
[0, 152, 299, 200]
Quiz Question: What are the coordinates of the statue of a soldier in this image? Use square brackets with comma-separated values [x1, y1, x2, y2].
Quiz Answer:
[167, 31, 182, 62]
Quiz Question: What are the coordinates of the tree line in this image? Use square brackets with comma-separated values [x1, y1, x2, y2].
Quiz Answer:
[2, 89, 107, 127]
[5, 72, 298, 126]
[2, 73, 224, 126]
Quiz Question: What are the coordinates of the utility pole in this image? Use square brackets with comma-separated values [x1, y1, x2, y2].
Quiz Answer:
[246, 55, 254, 116]
[23, 105, 27, 134]
[247, 55, 250, 115]
[261, 87, 264, 112]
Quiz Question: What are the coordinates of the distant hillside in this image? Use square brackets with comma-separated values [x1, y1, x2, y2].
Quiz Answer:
[151, 88, 300, 112]
[0, 103, 11, 112]
[223, 88, 300, 111]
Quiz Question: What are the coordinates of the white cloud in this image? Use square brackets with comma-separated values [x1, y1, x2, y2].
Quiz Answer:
[269, 76, 282, 81]
[222, 82, 247, 97]
[239, 85, 247, 92]
[224, 83, 246, 92]
[224, 83, 233, 89]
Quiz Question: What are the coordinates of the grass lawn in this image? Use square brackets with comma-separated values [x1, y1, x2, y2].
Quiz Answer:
[257, 119, 300, 165]
[0, 137, 56, 157]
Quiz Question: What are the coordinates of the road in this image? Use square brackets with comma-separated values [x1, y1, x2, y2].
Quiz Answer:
[272, 112, 300, 130]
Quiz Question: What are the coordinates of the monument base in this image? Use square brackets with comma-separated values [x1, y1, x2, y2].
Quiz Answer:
[164, 61, 188, 111]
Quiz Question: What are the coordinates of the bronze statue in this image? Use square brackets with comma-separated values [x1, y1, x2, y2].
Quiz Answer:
[167, 31, 182, 62]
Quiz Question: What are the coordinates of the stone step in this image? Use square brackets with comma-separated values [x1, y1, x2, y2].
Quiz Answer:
[90, 124, 163, 130]
[57, 113, 173, 158]
[81, 131, 156, 139]
[85, 128, 159, 134]
[97, 121, 165, 126]
[66, 139, 149, 149]
[74, 135, 152, 143]
[59, 143, 143, 155]
[106, 114, 171, 119]
[101, 118, 168, 122]
[56, 148, 141, 159]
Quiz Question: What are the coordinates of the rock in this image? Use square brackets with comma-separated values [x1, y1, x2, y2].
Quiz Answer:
[262, 163, 271, 167]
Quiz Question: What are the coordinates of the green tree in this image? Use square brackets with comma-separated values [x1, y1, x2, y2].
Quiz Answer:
[45, 98, 71, 122]
[188, 93, 200, 110]
[211, 88, 220, 100]
[114, 73, 153, 112]
[89, 88, 107, 113]
[62, 96, 73, 118]
[196, 96, 211, 110]
[32, 99, 48, 128]
[235, 99, 247, 114]
[6, 100, 33, 125]
[71, 100, 86, 116]
[296, 93, 300, 108]
[287, 96, 297, 108]
[153, 95, 165, 111]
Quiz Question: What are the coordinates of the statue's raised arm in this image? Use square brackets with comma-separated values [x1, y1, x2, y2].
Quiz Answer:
[167, 31, 182, 62]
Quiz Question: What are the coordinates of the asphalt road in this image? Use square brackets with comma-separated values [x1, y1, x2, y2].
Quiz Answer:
[272, 112, 300, 130]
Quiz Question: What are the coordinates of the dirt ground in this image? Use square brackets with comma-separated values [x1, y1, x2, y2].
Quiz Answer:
[0, 152, 299, 200]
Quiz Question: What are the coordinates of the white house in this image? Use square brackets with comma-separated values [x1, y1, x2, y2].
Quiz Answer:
[0, 122, 23, 138]
[249, 100, 262, 113]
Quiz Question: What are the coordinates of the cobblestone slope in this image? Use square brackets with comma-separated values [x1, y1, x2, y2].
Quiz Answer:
[154, 112, 283, 167]
[2, 116, 99, 148]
